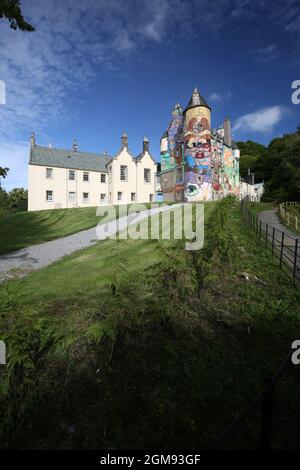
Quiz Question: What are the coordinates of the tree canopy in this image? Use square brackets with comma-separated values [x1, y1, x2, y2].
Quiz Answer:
[238, 126, 300, 201]
[0, 0, 34, 31]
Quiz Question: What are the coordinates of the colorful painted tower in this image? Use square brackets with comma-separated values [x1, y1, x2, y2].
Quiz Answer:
[160, 87, 240, 202]
[183, 88, 213, 201]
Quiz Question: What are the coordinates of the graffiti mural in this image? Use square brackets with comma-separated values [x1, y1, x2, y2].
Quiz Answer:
[183, 90, 212, 201]
[160, 88, 240, 202]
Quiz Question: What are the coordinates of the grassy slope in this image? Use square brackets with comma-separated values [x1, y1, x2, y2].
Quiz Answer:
[0, 204, 157, 255]
[1, 199, 300, 449]
[0, 207, 103, 255]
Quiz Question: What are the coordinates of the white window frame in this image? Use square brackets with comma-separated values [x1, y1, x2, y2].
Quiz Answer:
[100, 173, 106, 183]
[46, 168, 53, 179]
[69, 170, 75, 181]
[83, 172, 89, 182]
[68, 191, 76, 202]
[100, 193, 107, 204]
[144, 168, 151, 183]
[120, 165, 128, 182]
[117, 191, 123, 202]
[46, 190, 53, 202]
[82, 192, 89, 203]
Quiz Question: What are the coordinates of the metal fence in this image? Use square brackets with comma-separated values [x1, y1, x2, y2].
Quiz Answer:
[241, 204, 300, 283]
[210, 202, 300, 449]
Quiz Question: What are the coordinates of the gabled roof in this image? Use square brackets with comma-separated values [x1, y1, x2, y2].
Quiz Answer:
[30, 145, 111, 172]
[135, 150, 157, 164]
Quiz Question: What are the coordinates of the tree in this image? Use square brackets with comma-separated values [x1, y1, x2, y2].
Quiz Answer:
[0, 0, 35, 32]
[7, 187, 28, 212]
[0, 167, 9, 179]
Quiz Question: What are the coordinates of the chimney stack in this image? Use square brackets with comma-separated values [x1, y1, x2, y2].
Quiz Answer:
[30, 132, 35, 149]
[73, 139, 78, 152]
[143, 136, 149, 153]
[224, 116, 232, 147]
[121, 131, 128, 149]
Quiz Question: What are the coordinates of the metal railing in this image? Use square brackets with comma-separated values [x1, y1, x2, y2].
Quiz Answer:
[210, 202, 300, 449]
[212, 336, 296, 449]
[241, 203, 300, 283]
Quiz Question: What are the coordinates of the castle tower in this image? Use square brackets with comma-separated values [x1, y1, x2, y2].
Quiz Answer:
[183, 88, 212, 201]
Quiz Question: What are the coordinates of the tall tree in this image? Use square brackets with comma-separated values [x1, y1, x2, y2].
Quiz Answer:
[0, 0, 34, 31]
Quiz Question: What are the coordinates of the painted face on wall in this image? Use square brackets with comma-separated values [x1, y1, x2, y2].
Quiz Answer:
[185, 183, 200, 199]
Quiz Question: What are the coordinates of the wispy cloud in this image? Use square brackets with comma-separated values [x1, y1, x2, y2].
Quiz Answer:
[233, 106, 285, 134]
[208, 91, 232, 103]
[253, 44, 279, 64]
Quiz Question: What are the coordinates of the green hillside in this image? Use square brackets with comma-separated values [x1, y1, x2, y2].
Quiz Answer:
[0, 198, 300, 449]
[238, 126, 300, 201]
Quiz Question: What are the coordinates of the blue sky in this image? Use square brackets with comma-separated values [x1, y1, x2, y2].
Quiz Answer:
[0, 0, 300, 190]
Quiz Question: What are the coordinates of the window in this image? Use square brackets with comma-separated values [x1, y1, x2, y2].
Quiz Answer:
[46, 168, 53, 179]
[69, 170, 75, 180]
[46, 190, 53, 202]
[131, 192, 136, 202]
[82, 192, 89, 203]
[149, 194, 154, 202]
[144, 168, 151, 183]
[68, 191, 76, 201]
[100, 193, 106, 204]
[117, 192, 123, 201]
[120, 165, 128, 182]
[83, 172, 89, 182]
[101, 173, 106, 183]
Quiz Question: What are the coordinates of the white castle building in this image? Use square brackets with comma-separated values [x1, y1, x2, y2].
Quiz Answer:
[28, 132, 157, 211]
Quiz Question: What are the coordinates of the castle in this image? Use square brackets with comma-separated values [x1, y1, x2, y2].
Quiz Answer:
[160, 88, 240, 202]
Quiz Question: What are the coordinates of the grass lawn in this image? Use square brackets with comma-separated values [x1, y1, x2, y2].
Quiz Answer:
[0, 203, 159, 255]
[1, 199, 300, 449]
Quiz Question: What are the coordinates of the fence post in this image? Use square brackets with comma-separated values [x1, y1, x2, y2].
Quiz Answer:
[260, 378, 275, 450]
[265, 224, 268, 248]
[280, 232, 285, 268]
[272, 227, 275, 255]
[259, 221, 262, 240]
[296, 216, 298, 232]
[294, 239, 298, 283]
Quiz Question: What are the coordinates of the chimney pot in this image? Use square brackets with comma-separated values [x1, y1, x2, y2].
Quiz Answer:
[121, 131, 128, 149]
[73, 139, 78, 152]
[143, 136, 149, 153]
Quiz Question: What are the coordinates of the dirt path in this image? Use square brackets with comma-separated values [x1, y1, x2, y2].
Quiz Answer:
[0, 204, 182, 283]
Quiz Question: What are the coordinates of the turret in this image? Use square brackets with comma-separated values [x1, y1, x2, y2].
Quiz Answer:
[183, 87, 211, 130]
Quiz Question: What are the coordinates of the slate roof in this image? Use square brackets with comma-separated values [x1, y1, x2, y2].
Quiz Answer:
[30, 145, 111, 172]
[184, 88, 211, 113]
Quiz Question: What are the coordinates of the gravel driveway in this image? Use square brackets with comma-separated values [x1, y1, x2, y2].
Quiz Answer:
[0, 204, 182, 283]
